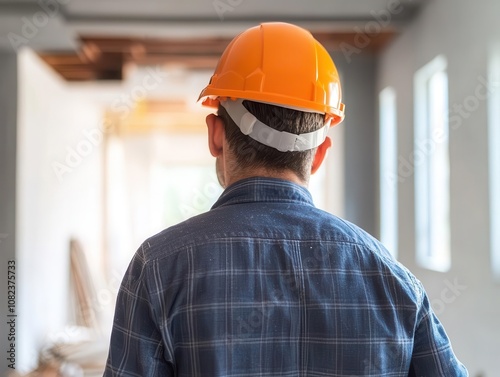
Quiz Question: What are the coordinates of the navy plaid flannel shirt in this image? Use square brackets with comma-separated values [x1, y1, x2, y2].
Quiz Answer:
[104, 177, 468, 376]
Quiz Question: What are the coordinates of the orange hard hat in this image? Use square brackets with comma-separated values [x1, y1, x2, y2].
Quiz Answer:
[198, 22, 345, 126]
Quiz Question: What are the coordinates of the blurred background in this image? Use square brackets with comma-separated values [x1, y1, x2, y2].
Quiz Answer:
[0, 0, 498, 375]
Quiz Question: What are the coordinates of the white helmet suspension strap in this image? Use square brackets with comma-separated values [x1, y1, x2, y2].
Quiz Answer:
[220, 99, 331, 152]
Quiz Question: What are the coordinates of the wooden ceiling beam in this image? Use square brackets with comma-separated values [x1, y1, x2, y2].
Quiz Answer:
[39, 31, 397, 81]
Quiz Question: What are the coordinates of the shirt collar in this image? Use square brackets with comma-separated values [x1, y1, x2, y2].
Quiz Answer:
[211, 177, 315, 209]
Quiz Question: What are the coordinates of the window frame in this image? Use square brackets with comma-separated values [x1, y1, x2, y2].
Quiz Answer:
[489, 47, 500, 281]
[413, 55, 451, 272]
[379, 86, 398, 258]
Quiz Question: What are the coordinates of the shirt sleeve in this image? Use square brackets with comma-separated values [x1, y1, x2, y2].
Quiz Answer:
[103, 246, 174, 377]
[409, 279, 469, 376]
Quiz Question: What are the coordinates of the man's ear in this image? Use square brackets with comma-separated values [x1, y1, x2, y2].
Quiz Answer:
[206, 113, 225, 157]
[311, 136, 332, 175]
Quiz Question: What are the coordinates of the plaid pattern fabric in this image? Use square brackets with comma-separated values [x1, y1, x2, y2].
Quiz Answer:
[104, 177, 468, 376]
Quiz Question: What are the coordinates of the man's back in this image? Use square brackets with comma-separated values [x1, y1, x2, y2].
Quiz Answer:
[105, 177, 467, 376]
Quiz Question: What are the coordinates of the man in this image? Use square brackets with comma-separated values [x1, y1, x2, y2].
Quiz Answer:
[104, 23, 468, 376]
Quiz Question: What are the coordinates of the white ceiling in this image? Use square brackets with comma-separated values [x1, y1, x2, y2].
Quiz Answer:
[0, 0, 425, 51]
[62, 0, 418, 19]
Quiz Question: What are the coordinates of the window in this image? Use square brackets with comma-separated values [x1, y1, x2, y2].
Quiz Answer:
[379, 87, 398, 258]
[414, 55, 451, 272]
[489, 47, 500, 281]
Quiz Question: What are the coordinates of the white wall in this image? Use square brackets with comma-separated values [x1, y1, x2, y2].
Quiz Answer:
[17, 49, 104, 372]
[378, 0, 500, 375]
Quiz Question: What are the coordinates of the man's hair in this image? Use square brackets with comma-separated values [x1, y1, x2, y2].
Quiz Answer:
[218, 100, 325, 182]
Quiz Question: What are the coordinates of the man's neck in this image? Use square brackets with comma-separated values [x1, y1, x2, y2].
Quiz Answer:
[224, 168, 308, 189]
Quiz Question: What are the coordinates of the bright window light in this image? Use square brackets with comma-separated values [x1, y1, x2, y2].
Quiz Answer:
[379, 87, 398, 258]
[414, 55, 451, 272]
[489, 47, 500, 281]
